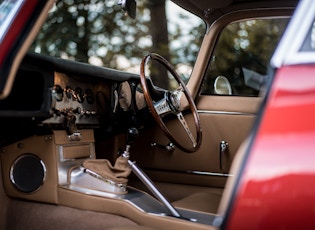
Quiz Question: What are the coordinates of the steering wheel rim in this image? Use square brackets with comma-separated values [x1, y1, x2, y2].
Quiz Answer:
[140, 53, 202, 153]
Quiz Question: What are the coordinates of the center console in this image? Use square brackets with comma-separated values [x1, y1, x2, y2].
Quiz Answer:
[0, 129, 218, 230]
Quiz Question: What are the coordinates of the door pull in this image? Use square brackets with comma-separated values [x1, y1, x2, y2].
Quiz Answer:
[220, 141, 229, 172]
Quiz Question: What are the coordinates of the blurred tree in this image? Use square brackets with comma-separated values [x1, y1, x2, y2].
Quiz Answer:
[146, 0, 169, 89]
[30, 0, 205, 89]
[201, 18, 289, 96]
[32, 0, 151, 67]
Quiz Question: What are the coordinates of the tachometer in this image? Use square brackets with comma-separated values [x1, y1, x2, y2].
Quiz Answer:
[135, 84, 146, 110]
[118, 81, 132, 111]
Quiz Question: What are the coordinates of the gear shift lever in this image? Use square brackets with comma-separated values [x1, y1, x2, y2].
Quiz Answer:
[121, 127, 138, 158]
[78, 127, 181, 218]
[77, 129, 136, 194]
[127, 127, 139, 144]
[123, 128, 182, 218]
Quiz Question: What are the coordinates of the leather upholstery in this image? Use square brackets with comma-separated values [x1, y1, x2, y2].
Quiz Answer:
[172, 192, 221, 213]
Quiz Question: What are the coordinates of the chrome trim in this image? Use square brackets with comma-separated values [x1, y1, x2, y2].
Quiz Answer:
[154, 94, 171, 116]
[143, 167, 233, 177]
[271, 0, 315, 67]
[219, 141, 229, 172]
[0, 1, 24, 42]
[70, 166, 128, 194]
[68, 132, 82, 141]
[198, 110, 256, 116]
[128, 160, 181, 218]
[10, 154, 47, 193]
[56, 141, 96, 185]
[151, 142, 176, 152]
[177, 112, 197, 147]
[186, 170, 233, 177]
[60, 185, 218, 226]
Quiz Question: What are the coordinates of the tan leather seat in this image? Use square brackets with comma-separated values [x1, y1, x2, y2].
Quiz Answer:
[107, 226, 157, 230]
[172, 192, 221, 213]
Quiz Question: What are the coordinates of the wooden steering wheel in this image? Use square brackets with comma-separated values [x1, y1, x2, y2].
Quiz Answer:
[140, 53, 202, 153]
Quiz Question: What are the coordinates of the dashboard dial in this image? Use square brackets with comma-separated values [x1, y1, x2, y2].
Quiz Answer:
[85, 89, 94, 104]
[118, 81, 131, 111]
[135, 84, 146, 110]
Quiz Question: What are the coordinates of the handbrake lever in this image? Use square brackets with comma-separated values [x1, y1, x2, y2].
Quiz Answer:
[124, 128, 182, 218]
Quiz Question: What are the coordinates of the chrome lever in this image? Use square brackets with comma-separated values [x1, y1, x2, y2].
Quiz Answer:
[151, 142, 176, 152]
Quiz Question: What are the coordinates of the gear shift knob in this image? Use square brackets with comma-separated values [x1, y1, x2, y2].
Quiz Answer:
[127, 127, 139, 145]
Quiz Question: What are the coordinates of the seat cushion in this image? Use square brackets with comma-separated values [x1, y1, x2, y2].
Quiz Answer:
[172, 192, 221, 213]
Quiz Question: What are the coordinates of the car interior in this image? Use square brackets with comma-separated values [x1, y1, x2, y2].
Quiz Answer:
[0, 0, 298, 229]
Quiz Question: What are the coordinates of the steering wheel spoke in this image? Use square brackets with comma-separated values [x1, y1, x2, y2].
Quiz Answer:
[176, 112, 197, 147]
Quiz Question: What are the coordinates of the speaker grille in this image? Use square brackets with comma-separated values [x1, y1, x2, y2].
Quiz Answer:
[10, 154, 46, 193]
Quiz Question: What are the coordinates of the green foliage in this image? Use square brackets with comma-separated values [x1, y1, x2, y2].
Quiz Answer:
[31, 0, 151, 69]
[30, 0, 205, 89]
[201, 18, 289, 96]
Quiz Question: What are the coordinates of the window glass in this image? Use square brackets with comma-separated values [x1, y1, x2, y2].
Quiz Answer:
[301, 18, 315, 52]
[29, 0, 205, 89]
[201, 18, 289, 96]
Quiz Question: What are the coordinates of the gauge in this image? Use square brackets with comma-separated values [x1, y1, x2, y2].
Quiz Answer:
[75, 87, 84, 103]
[118, 81, 131, 111]
[65, 86, 72, 99]
[135, 84, 147, 110]
[85, 89, 94, 104]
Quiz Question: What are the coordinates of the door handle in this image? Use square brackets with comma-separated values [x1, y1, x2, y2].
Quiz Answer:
[220, 141, 229, 172]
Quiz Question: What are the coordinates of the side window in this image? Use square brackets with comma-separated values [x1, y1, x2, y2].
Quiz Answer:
[201, 18, 289, 96]
[301, 19, 315, 52]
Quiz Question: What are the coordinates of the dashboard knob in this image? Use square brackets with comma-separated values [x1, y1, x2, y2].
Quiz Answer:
[52, 85, 63, 101]
[73, 107, 82, 114]
[75, 87, 84, 103]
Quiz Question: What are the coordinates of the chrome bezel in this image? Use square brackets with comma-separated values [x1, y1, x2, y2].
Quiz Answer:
[271, 0, 315, 67]
[10, 154, 47, 193]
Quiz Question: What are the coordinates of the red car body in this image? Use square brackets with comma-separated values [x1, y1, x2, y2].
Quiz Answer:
[227, 65, 315, 229]
[226, 0, 315, 228]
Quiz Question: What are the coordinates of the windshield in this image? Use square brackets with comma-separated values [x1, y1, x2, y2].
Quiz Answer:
[30, 0, 205, 89]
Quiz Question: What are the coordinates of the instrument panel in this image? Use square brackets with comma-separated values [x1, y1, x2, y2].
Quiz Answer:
[0, 52, 149, 136]
[44, 72, 112, 127]
[45, 72, 147, 129]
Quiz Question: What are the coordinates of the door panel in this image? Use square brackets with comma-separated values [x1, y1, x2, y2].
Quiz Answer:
[123, 13, 288, 203]
[195, 95, 260, 174]
[129, 95, 260, 189]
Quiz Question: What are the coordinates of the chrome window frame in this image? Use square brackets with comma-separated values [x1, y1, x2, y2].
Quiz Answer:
[0, 0, 24, 42]
[271, 0, 315, 67]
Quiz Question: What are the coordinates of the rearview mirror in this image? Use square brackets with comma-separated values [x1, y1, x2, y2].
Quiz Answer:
[118, 0, 136, 19]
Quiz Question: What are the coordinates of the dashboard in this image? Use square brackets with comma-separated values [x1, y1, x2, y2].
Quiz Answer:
[45, 71, 111, 127]
[0, 53, 149, 143]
